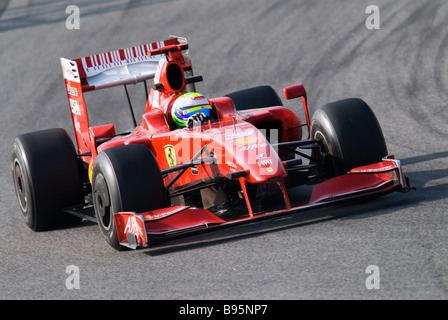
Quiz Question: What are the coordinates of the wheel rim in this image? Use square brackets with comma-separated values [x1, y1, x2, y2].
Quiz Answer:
[13, 159, 28, 213]
[312, 129, 337, 177]
[313, 130, 330, 158]
[93, 174, 112, 230]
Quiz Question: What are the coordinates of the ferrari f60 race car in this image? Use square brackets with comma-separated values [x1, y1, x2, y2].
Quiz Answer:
[11, 36, 412, 250]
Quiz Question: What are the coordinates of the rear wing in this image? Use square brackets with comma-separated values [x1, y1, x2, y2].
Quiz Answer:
[61, 36, 188, 92]
[60, 36, 189, 156]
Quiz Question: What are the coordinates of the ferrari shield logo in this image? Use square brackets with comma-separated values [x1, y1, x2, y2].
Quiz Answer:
[164, 144, 177, 167]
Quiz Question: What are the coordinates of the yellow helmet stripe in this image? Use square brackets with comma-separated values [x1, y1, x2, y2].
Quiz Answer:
[182, 104, 212, 115]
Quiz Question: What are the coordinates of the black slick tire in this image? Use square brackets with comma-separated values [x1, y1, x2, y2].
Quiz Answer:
[11, 128, 84, 231]
[91, 144, 168, 250]
[225, 85, 283, 110]
[310, 98, 388, 177]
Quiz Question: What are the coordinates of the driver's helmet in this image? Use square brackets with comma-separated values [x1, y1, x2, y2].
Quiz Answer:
[171, 92, 212, 127]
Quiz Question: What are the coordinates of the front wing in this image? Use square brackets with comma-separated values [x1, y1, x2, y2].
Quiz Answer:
[114, 157, 411, 249]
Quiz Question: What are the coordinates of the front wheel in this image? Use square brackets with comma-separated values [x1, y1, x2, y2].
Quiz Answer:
[310, 98, 388, 177]
[92, 144, 168, 250]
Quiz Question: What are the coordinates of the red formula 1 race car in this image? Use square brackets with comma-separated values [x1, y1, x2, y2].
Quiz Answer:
[11, 36, 412, 250]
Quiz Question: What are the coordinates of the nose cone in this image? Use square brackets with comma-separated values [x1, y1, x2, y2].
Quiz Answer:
[220, 123, 287, 183]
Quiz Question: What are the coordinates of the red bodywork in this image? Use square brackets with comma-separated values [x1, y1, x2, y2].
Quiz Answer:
[61, 37, 410, 249]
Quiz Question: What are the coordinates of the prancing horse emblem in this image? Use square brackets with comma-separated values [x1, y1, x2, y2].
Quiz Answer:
[164, 144, 177, 167]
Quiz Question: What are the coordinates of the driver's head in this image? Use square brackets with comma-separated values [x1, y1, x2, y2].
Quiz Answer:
[171, 92, 212, 127]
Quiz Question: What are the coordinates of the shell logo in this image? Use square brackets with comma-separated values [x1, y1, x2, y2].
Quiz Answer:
[232, 136, 260, 145]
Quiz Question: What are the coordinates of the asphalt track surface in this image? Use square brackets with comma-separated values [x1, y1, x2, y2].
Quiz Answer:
[1, 0, 448, 301]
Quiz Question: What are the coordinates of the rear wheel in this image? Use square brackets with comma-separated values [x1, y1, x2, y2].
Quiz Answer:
[226, 84, 291, 150]
[11, 128, 84, 231]
[92, 144, 168, 250]
[225, 85, 283, 110]
[310, 98, 388, 177]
